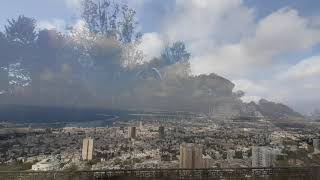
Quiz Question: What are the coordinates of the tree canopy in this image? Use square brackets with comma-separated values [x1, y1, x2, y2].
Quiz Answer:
[0, 0, 245, 113]
[5, 15, 37, 45]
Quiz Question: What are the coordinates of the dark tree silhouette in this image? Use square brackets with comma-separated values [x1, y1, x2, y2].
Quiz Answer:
[118, 4, 138, 44]
[0, 32, 10, 91]
[161, 41, 191, 65]
[5, 15, 37, 45]
[81, 0, 139, 43]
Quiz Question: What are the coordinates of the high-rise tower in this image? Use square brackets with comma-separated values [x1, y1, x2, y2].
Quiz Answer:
[82, 137, 93, 161]
[159, 126, 165, 139]
[128, 126, 137, 139]
[252, 146, 272, 167]
[313, 139, 320, 154]
[179, 143, 203, 169]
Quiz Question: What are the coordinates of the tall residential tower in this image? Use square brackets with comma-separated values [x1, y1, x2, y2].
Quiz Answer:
[179, 143, 203, 169]
[82, 137, 93, 161]
[128, 126, 137, 139]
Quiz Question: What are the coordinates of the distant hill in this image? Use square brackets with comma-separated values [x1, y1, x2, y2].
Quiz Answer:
[0, 72, 303, 120]
[242, 99, 303, 119]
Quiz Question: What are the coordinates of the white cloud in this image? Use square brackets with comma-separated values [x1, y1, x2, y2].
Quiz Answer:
[246, 8, 320, 58]
[138, 32, 165, 61]
[278, 55, 320, 80]
[152, 0, 255, 79]
[310, 15, 320, 28]
[189, 7, 320, 79]
[133, 0, 320, 112]
[233, 78, 289, 103]
[65, 0, 82, 9]
[190, 44, 254, 78]
[54, 0, 320, 112]
[234, 79, 268, 95]
[163, 0, 254, 48]
[37, 19, 66, 31]
[231, 55, 320, 113]
[241, 96, 262, 103]
[72, 19, 86, 31]
[275, 55, 320, 112]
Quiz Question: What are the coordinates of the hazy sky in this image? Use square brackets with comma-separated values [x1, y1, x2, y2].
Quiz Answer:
[1, 0, 320, 113]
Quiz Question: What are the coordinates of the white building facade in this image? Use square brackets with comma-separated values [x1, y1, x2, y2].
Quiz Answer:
[32, 158, 60, 171]
[252, 146, 274, 167]
[313, 139, 320, 154]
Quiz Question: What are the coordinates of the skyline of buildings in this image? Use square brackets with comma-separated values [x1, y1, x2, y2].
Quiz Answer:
[1, 116, 320, 173]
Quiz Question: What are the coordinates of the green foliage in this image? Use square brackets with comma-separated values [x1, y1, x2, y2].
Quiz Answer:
[234, 151, 243, 159]
[0, 32, 9, 65]
[161, 154, 171, 161]
[159, 41, 191, 78]
[118, 4, 138, 43]
[87, 159, 100, 166]
[64, 164, 79, 172]
[161, 41, 191, 65]
[112, 157, 142, 166]
[0, 32, 9, 90]
[0, 1, 227, 114]
[89, 36, 122, 71]
[81, 0, 139, 43]
[247, 149, 252, 157]
[122, 159, 131, 166]
[0, 162, 33, 171]
[81, 0, 99, 33]
[131, 158, 142, 164]
[5, 15, 37, 45]
[113, 158, 122, 165]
